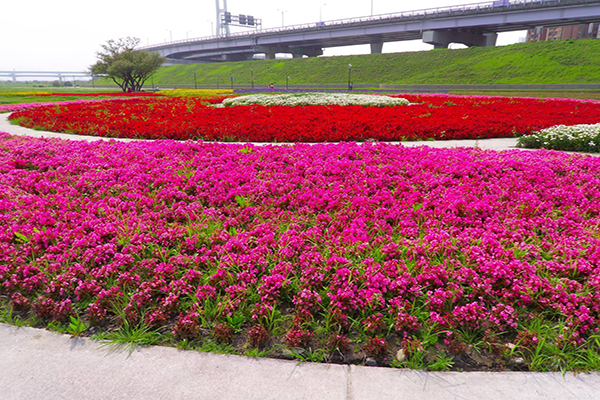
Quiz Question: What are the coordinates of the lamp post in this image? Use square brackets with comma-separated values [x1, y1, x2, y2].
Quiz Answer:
[348, 64, 352, 91]
[251, 67, 254, 89]
[194, 71, 197, 89]
[230, 76, 234, 89]
[286, 75, 289, 90]
[371, 0, 374, 15]
[217, 77, 220, 89]
[166, 29, 172, 42]
[277, 9, 287, 27]
[320, 3, 326, 21]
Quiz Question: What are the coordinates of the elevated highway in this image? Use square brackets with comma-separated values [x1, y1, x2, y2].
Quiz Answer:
[0, 71, 90, 82]
[141, 0, 600, 62]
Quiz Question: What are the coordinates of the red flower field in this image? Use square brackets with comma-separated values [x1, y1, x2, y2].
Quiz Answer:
[9, 94, 600, 142]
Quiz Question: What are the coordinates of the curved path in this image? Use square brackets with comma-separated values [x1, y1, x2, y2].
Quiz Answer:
[1, 112, 599, 400]
[0, 112, 520, 149]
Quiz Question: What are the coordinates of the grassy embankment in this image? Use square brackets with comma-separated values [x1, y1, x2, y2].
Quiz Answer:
[146, 39, 600, 86]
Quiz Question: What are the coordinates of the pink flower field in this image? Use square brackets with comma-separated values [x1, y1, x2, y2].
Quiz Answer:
[1, 131, 599, 371]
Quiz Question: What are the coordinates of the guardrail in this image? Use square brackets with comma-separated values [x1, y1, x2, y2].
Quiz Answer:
[140, 0, 595, 50]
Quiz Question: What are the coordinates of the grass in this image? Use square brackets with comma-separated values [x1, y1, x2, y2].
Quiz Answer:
[92, 319, 164, 355]
[0, 304, 37, 328]
[89, 39, 600, 87]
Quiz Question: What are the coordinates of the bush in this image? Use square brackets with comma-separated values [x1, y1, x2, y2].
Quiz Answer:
[517, 123, 600, 153]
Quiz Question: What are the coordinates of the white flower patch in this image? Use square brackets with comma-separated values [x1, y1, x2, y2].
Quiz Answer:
[222, 93, 410, 107]
[517, 123, 600, 152]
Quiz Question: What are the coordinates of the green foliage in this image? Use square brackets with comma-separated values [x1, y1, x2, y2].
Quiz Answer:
[196, 339, 239, 355]
[90, 37, 165, 92]
[0, 304, 37, 327]
[92, 319, 163, 354]
[67, 315, 89, 336]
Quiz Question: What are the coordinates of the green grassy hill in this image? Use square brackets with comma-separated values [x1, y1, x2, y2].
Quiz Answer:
[108, 39, 600, 87]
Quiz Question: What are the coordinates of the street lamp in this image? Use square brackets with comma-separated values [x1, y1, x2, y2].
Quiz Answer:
[217, 77, 220, 89]
[277, 9, 287, 27]
[251, 67, 254, 89]
[206, 20, 214, 36]
[286, 75, 290, 90]
[320, 3, 327, 22]
[230, 76, 234, 89]
[166, 29, 172, 42]
[348, 64, 352, 91]
[371, 0, 374, 16]
[194, 71, 197, 89]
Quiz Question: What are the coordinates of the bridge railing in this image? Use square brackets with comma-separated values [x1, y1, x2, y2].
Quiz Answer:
[140, 0, 591, 51]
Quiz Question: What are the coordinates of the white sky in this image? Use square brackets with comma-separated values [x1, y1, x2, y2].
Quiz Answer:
[0, 0, 526, 73]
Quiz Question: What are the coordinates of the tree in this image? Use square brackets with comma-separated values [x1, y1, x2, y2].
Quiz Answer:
[89, 37, 165, 92]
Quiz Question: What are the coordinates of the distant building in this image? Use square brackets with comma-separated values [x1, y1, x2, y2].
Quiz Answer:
[526, 23, 600, 42]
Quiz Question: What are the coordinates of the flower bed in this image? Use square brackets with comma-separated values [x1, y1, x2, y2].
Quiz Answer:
[1, 132, 600, 371]
[518, 123, 600, 153]
[32, 92, 160, 97]
[0, 96, 159, 114]
[221, 93, 410, 107]
[8, 94, 600, 142]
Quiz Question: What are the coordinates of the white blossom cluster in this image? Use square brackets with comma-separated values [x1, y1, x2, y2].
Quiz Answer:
[222, 93, 410, 107]
[517, 123, 600, 152]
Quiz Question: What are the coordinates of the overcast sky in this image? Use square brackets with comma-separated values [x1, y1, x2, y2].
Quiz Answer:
[0, 0, 526, 73]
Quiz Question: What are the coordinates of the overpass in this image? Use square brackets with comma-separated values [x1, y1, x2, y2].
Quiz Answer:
[0, 71, 90, 82]
[141, 0, 600, 62]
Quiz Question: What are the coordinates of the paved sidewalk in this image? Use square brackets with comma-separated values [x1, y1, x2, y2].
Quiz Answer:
[2, 323, 600, 400]
[0, 112, 520, 149]
[0, 113, 141, 143]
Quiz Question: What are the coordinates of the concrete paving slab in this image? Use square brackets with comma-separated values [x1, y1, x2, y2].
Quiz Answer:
[2, 324, 600, 400]
[349, 364, 600, 400]
[0, 324, 348, 400]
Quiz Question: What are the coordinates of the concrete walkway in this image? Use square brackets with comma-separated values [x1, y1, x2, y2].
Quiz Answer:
[2, 324, 600, 400]
[2, 112, 600, 399]
[0, 112, 520, 149]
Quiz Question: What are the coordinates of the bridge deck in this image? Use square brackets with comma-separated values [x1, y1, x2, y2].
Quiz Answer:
[142, 0, 600, 62]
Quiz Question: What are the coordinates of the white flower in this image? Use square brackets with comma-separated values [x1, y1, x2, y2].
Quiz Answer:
[222, 93, 409, 107]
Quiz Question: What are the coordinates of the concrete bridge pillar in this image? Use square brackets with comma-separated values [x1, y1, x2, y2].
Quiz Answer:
[224, 54, 252, 62]
[370, 42, 384, 54]
[302, 47, 323, 57]
[422, 30, 497, 48]
[255, 45, 296, 59]
[289, 47, 323, 58]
